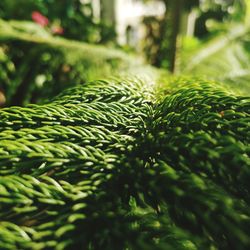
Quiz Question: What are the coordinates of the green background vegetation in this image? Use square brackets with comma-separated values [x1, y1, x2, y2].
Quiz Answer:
[0, 1, 249, 249]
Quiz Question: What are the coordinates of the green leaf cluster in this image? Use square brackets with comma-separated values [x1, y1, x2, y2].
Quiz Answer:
[0, 76, 249, 249]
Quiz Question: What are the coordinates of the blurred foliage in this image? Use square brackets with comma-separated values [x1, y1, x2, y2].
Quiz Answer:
[180, 24, 250, 96]
[143, 0, 248, 71]
[195, 0, 246, 37]
[179, 0, 250, 96]
[142, 16, 164, 68]
[0, 0, 115, 43]
[0, 19, 143, 106]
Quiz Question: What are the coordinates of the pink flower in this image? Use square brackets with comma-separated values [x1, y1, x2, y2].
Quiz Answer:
[51, 26, 64, 35]
[31, 11, 49, 27]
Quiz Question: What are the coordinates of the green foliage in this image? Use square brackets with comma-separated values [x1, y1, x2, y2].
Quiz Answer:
[180, 23, 250, 96]
[0, 19, 140, 106]
[195, 0, 246, 37]
[0, 11, 249, 250]
[0, 0, 115, 43]
[143, 0, 248, 70]
[0, 76, 249, 249]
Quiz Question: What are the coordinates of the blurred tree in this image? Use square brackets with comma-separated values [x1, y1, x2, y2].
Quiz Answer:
[143, 0, 199, 72]
[162, 0, 183, 72]
[99, 0, 116, 43]
[143, 0, 247, 73]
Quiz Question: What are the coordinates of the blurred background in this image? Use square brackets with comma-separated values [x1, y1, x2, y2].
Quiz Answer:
[0, 0, 249, 106]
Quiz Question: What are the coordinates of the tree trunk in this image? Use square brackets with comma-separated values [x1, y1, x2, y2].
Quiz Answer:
[165, 0, 183, 73]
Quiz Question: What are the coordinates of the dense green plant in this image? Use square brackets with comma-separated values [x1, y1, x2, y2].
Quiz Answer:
[0, 76, 249, 249]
